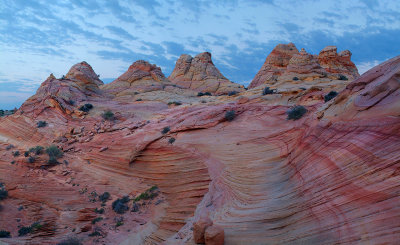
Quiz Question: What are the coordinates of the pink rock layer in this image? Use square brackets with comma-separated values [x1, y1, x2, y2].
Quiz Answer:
[0, 51, 399, 245]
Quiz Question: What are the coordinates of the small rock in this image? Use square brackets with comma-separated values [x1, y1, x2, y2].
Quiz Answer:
[205, 225, 224, 245]
[99, 147, 108, 152]
[193, 216, 213, 244]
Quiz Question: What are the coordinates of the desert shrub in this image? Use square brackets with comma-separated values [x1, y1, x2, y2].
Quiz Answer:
[18, 226, 32, 236]
[293, 77, 299, 81]
[0, 183, 8, 200]
[168, 138, 175, 144]
[13, 151, 20, 157]
[98, 192, 110, 203]
[116, 221, 124, 227]
[136, 99, 142, 101]
[24, 151, 29, 157]
[134, 186, 158, 202]
[5, 144, 14, 150]
[78, 104, 93, 112]
[204, 92, 212, 96]
[28, 156, 35, 163]
[161, 127, 170, 134]
[11, 161, 15, 164]
[0, 230, 11, 238]
[94, 208, 104, 214]
[91, 217, 103, 224]
[324, 91, 338, 102]
[286, 105, 307, 120]
[29, 146, 44, 155]
[46, 145, 63, 165]
[0, 110, 3, 117]
[228, 91, 238, 96]
[262, 87, 276, 95]
[168, 101, 182, 106]
[57, 237, 82, 245]
[102, 110, 115, 121]
[338, 75, 348, 80]
[225, 110, 235, 122]
[37, 121, 47, 128]
[67, 100, 75, 106]
[197, 92, 204, 97]
[112, 196, 130, 214]
[88, 231, 101, 237]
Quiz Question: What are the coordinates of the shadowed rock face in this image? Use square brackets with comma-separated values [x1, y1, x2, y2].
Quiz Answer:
[169, 52, 245, 95]
[0, 53, 399, 245]
[249, 43, 359, 89]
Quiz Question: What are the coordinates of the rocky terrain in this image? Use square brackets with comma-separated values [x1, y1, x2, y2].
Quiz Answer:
[0, 43, 399, 245]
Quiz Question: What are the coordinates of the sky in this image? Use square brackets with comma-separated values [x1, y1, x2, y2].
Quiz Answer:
[1, 0, 400, 109]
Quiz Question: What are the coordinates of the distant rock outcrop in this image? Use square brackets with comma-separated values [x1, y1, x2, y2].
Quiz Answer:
[19, 62, 104, 118]
[101, 60, 169, 96]
[249, 43, 359, 88]
[168, 52, 245, 95]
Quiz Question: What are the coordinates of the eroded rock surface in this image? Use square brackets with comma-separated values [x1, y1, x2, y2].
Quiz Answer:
[0, 50, 399, 245]
[169, 52, 245, 95]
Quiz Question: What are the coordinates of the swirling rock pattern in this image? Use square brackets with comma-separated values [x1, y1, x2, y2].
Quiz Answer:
[0, 51, 399, 245]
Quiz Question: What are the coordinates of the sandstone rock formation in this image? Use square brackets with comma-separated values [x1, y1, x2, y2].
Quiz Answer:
[0, 51, 399, 245]
[168, 52, 245, 95]
[249, 43, 360, 89]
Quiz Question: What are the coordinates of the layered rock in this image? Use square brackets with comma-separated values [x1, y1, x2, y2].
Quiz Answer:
[168, 52, 245, 95]
[19, 62, 104, 120]
[101, 60, 169, 97]
[1, 54, 400, 245]
[249, 43, 360, 89]
[250, 43, 299, 88]
[318, 46, 359, 79]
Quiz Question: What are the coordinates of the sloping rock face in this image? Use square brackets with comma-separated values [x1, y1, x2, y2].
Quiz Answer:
[249, 43, 360, 89]
[168, 52, 245, 95]
[101, 60, 169, 96]
[0, 54, 399, 245]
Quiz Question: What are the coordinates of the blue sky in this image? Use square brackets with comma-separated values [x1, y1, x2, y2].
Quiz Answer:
[1, 0, 400, 109]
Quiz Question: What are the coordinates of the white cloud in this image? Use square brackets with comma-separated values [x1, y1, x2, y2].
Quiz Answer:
[356, 60, 382, 74]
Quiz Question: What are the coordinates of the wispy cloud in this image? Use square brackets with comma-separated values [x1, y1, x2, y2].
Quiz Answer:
[0, 0, 400, 109]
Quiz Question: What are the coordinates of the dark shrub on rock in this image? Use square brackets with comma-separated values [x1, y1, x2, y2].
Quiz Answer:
[262, 87, 276, 95]
[287, 106, 307, 120]
[225, 110, 235, 122]
[324, 91, 338, 102]
[78, 104, 93, 112]
[37, 121, 47, 128]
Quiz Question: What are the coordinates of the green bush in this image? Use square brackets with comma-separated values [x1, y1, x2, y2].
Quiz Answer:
[168, 101, 182, 106]
[91, 217, 103, 224]
[94, 208, 104, 214]
[28, 156, 35, 163]
[134, 186, 158, 202]
[293, 77, 299, 81]
[286, 106, 307, 120]
[0, 230, 11, 238]
[225, 110, 235, 122]
[18, 226, 32, 236]
[37, 121, 47, 128]
[338, 75, 348, 80]
[324, 91, 338, 102]
[57, 237, 82, 245]
[0, 183, 8, 200]
[98, 192, 110, 203]
[161, 127, 170, 134]
[262, 87, 276, 95]
[168, 138, 175, 144]
[29, 146, 44, 155]
[46, 145, 63, 165]
[24, 151, 29, 157]
[78, 104, 93, 112]
[13, 151, 20, 157]
[112, 196, 130, 214]
[102, 110, 115, 121]
[228, 91, 238, 96]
